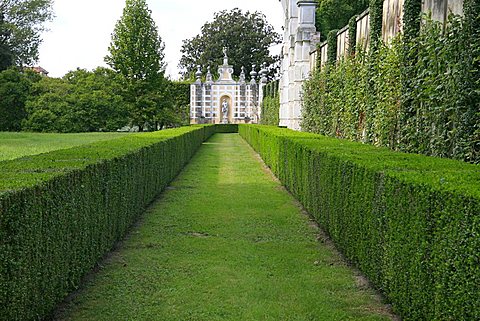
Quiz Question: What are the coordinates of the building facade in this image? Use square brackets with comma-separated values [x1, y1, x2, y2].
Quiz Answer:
[279, 0, 319, 130]
[190, 49, 267, 124]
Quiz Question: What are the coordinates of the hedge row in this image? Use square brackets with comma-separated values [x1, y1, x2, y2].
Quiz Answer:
[213, 123, 238, 133]
[0, 124, 226, 320]
[239, 125, 479, 321]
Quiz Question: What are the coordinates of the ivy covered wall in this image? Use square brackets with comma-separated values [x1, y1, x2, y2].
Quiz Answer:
[260, 80, 280, 126]
[302, 0, 480, 163]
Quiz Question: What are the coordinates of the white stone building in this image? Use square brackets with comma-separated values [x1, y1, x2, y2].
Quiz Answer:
[279, 0, 319, 130]
[190, 49, 267, 124]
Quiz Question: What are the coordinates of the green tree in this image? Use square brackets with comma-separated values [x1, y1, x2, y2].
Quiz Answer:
[0, 68, 40, 130]
[316, 0, 369, 40]
[179, 8, 281, 79]
[23, 68, 129, 132]
[0, 0, 53, 70]
[162, 81, 191, 128]
[0, 12, 13, 70]
[105, 0, 166, 131]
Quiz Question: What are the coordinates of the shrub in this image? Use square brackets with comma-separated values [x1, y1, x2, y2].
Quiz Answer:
[0, 125, 218, 320]
[260, 80, 280, 126]
[0, 69, 40, 131]
[239, 124, 480, 321]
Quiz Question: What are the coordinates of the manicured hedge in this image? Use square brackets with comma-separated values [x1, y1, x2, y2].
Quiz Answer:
[213, 123, 238, 133]
[0, 125, 218, 320]
[239, 125, 479, 321]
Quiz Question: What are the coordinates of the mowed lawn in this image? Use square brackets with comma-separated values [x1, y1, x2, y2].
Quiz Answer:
[55, 134, 395, 321]
[0, 132, 130, 161]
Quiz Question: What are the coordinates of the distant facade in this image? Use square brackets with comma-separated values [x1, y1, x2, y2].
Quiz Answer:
[190, 48, 267, 124]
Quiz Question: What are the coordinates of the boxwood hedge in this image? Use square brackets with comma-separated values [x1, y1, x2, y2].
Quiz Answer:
[239, 124, 479, 321]
[0, 125, 224, 320]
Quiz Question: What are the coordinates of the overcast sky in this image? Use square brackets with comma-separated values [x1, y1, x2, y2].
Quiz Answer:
[38, 0, 284, 79]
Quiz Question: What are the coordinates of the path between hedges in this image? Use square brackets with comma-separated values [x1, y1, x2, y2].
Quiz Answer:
[55, 133, 395, 321]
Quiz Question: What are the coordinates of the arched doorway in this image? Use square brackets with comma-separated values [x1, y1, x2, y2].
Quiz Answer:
[219, 95, 233, 123]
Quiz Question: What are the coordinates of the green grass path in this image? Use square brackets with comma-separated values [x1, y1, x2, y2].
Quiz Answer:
[0, 132, 129, 161]
[56, 134, 393, 321]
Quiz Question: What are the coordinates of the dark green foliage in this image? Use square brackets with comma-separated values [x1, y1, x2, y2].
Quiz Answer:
[303, 11, 480, 163]
[0, 12, 13, 70]
[0, 68, 40, 131]
[162, 81, 191, 128]
[302, 39, 401, 146]
[105, 0, 167, 131]
[239, 124, 480, 321]
[368, 0, 383, 51]
[399, 0, 423, 151]
[213, 124, 238, 133]
[260, 80, 280, 126]
[22, 68, 129, 133]
[458, 0, 480, 161]
[315, 0, 369, 41]
[326, 29, 338, 65]
[0, 125, 229, 321]
[0, 0, 53, 69]
[347, 15, 358, 56]
[179, 8, 281, 79]
[402, 0, 422, 42]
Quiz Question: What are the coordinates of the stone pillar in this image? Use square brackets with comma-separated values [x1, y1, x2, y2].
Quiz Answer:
[259, 64, 268, 121]
[279, 0, 318, 130]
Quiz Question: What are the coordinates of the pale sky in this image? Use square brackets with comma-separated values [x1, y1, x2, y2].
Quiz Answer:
[38, 0, 284, 79]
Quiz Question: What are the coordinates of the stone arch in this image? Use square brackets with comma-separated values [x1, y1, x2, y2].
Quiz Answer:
[219, 94, 233, 123]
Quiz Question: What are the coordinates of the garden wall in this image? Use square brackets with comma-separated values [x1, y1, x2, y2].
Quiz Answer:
[239, 124, 479, 321]
[304, 0, 479, 163]
[0, 125, 230, 320]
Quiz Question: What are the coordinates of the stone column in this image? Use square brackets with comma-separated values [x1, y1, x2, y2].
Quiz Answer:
[292, 0, 317, 130]
[279, 0, 298, 128]
[279, 0, 318, 130]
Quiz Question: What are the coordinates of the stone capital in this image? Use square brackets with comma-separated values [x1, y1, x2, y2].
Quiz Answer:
[296, 0, 317, 7]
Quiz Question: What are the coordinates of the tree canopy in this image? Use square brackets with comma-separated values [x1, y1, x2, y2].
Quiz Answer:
[179, 8, 281, 79]
[0, 68, 40, 131]
[105, 0, 165, 82]
[0, 0, 54, 70]
[22, 68, 129, 133]
[105, 0, 167, 131]
[316, 0, 369, 40]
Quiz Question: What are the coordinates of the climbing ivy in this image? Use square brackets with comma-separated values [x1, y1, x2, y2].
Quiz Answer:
[348, 15, 358, 57]
[369, 0, 384, 52]
[326, 29, 338, 65]
[260, 80, 280, 126]
[302, 10, 480, 164]
[399, 0, 423, 151]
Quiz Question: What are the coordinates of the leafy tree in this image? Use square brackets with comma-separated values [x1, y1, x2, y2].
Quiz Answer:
[0, 0, 53, 70]
[105, 0, 167, 131]
[0, 12, 13, 70]
[0, 68, 40, 130]
[316, 0, 369, 40]
[23, 68, 129, 132]
[63, 68, 130, 131]
[179, 8, 281, 79]
[23, 77, 73, 132]
[162, 81, 191, 128]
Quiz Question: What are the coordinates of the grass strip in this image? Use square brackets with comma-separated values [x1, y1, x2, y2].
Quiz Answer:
[0, 132, 131, 161]
[56, 133, 394, 321]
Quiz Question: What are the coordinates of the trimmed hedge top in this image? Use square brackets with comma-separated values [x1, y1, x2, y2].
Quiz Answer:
[0, 127, 204, 193]
[250, 126, 480, 198]
[239, 124, 479, 320]
[0, 125, 219, 321]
